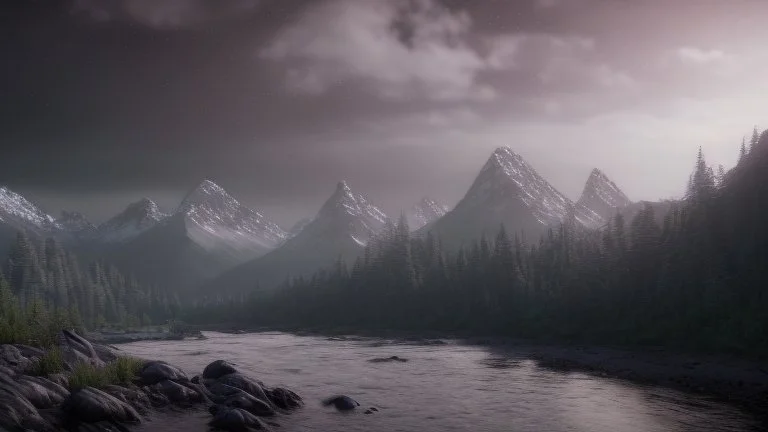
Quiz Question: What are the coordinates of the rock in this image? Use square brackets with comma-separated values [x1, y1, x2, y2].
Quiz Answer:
[322, 395, 360, 411]
[16, 375, 70, 409]
[267, 387, 303, 410]
[92, 343, 119, 363]
[0, 344, 31, 372]
[139, 361, 188, 385]
[219, 389, 276, 417]
[13, 344, 45, 359]
[0, 365, 15, 376]
[48, 373, 69, 388]
[209, 405, 269, 431]
[60, 329, 100, 360]
[368, 355, 408, 363]
[150, 380, 205, 405]
[207, 382, 246, 399]
[203, 360, 238, 380]
[214, 373, 270, 404]
[62, 387, 142, 424]
[58, 331, 105, 370]
[102, 385, 151, 414]
[0, 375, 55, 431]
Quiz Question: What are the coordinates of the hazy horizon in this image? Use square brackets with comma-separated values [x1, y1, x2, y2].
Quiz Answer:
[3, 0, 766, 226]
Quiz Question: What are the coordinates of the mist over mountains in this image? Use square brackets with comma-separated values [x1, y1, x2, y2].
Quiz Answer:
[0, 147, 675, 296]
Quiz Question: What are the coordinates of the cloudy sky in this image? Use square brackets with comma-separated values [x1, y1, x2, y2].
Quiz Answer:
[2, 0, 766, 226]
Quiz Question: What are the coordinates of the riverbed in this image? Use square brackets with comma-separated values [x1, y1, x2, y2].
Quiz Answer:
[120, 331, 765, 431]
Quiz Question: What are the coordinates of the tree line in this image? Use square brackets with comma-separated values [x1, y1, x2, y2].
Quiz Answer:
[184, 127, 768, 356]
[0, 232, 180, 345]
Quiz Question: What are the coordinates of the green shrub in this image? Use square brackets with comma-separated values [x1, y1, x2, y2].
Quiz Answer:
[69, 356, 144, 390]
[30, 347, 65, 376]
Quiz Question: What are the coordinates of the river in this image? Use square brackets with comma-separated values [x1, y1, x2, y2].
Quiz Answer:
[120, 331, 764, 432]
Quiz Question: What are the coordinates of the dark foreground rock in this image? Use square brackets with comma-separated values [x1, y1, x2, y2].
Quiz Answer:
[139, 360, 189, 385]
[322, 395, 360, 411]
[2, 333, 307, 431]
[63, 387, 142, 425]
[209, 405, 270, 431]
[203, 360, 238, 380]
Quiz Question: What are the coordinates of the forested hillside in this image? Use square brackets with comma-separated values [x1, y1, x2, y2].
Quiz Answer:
[0, 232, 178, 345]
[185, 129, 768, 356]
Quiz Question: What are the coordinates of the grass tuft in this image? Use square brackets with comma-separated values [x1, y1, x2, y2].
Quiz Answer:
[29, 346, 65, 376]
[69, 356, 145, 391]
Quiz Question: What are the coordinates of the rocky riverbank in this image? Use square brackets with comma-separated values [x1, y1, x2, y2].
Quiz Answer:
[0, 329, 302, 431]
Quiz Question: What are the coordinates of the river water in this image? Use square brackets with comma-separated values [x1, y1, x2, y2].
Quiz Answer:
[121, 331, 764, 432]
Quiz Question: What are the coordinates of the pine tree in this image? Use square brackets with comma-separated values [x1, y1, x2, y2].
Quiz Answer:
[751, 126, 760, 152]
[739, 137, 748, 164]
[686, 147, 716, 205]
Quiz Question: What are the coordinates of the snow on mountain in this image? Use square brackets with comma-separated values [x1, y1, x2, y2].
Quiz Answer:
[0, 186, 61, 232]
[420, 147, 575, 248]
[313, 181, 388, 246]
[407, 197, 449, 231]
[97, 198, 168, 242]
[201, 180, 389, 293]
[575, 168, 632, 228]
[473, 147, 573, 224]
[177, 179, 287, 251]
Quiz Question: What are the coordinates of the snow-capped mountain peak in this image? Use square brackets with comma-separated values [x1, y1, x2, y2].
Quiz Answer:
[177, 180, 287, 249]
[407, 197, 449, 230]
[579, 168, 631, 209]
[319, 180, 388, 226]
[312, 180, 388, 246]
[97, 198, 168, 242]
[179, 179, 232, 211]
[0, 186, 61, 231]
[575, 168, 632, 228]
[467, 146, 572, 225]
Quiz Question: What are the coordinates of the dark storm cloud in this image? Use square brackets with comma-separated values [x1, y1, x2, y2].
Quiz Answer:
[72, 0, 263, 29]
[1, 0, 767, 224]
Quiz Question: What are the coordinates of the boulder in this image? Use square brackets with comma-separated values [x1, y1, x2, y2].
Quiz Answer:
[213, 373, 272, 406]
[139, 361, 188, 385]
[92, 343, 119, 363]
[13, 344, 45, 359]
[0, 344, 31, 372]
[48, 373, 69, 388]
[62, 387, 142, 424]
[16, 375, 70, 409]
[150, 380, 205, 405]
[322, 395, 360, 411]
[0, 376, 54, 431]
[102, 385, 151, 414]
[209, 405, 269, 431]
[267, 387, 303, 410]
[219, 389, 276, 417]
[203, 360, 238, 380]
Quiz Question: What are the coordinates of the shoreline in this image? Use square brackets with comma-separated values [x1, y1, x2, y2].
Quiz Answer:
[191, 325, 768, 419]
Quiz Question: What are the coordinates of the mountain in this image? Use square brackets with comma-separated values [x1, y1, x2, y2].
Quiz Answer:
[0, 186, 63, 251]
[288, 217, 312, 236]
[420, 147, 573, 248]
[202, 181, 388, 294]
[57, 210, 96, 233]
[103, 180, 288, 291]
[575, 168, 632, 228]
[406, 197, 449, 231]
[96, 198, 168, 242]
